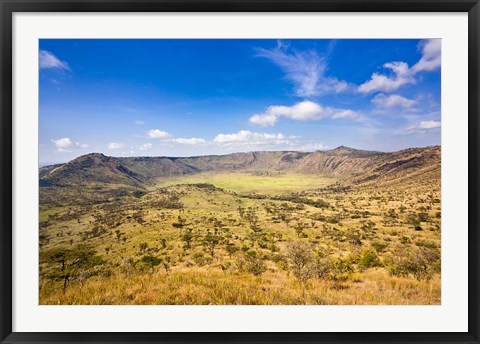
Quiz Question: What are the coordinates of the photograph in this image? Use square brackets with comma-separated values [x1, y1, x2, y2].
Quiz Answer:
[38, 38, 442, 305]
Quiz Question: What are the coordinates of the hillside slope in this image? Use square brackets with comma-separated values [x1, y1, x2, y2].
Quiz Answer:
[40, 145, 440, 190]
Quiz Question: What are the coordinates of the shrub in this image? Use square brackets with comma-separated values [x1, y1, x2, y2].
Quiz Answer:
[286, 241, 314, 282]
[358, 248, 382, 271]
[385, 246, 440, 281]
[372, 241, 388, 252]
[139, 255, 162, 272]
[236, 251, 267, 276]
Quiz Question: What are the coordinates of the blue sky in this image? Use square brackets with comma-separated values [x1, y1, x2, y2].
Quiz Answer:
[39, 39, 441, 164]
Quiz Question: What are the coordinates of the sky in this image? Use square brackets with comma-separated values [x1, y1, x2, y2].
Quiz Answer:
[39, 39, 441, 164]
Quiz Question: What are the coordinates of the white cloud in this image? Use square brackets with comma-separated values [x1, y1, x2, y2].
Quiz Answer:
[139, 143, 152, 151]
[412, 39, 441, 73]
[358, 39, 441, 94]
[401, 120, 441, 134]
[331, 110, 359, 120]
[168, 137, 206, 145]
[108, 142, 125, 150]
[134, 120, 145, 125]
[51, 137, 87, 153]
[371, 93, 418, 111]
[249, 100, 359, 127]
[39, 50, 69, 70]
[418, 120, 441, 129]
[256, 41, 352, 97]
[214, 130, 293, 147]
[148, 129, 172, 139]
[296, 142, 329, 151]
[358, 62, 415, 93]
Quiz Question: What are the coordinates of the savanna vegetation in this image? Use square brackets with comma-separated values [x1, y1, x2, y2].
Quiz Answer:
[39, 147, 441, 305]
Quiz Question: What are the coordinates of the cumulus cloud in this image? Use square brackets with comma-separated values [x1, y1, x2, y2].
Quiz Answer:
[249, 100, 359, 127]
[358, 61, 416, 93]
[148, 129, 172, 139]
[168, 137, 206, 145]
[108, 142, 125, 150]
[39, 50, 70, 70]
[213, 130, 293, 147]
[371, 93, 418, 112]
[412, 39, 442, 73]
[51, 137, 88, 153]
[401, 120, 441, 134]
[358, 39, 441, 94]
[139, 143, 152, 151]
[256, 41, 352, 97]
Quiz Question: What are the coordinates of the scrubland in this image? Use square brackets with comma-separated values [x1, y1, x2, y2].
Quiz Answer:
[39, 169, 441, 305]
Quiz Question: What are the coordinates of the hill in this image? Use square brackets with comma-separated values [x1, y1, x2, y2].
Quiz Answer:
[40, 145, 440, 189]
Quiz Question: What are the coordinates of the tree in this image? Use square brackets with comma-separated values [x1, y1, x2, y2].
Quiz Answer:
[41, 245, 102, 291]
[286, 241, 314, 282]
[202, 231, 220, 258]
[115, 229, 122, 242]
[182, 228, 194, 250]
[225, 242, 238, 258]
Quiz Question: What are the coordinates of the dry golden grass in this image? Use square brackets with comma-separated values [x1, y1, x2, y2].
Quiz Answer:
[40, 267, 440, 305]
[39, 170, 441, 305]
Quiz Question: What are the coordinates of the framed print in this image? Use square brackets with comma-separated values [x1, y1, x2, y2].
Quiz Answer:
[0, 0, 479, 343]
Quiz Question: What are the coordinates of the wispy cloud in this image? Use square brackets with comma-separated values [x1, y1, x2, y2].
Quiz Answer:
[296, 142, 329, 151]
[51, 137, 88, 153]
[148, 129, 172, 139]
[214, 130, 294, 146]
[139, 143, 152, 151]
[108, 142, 125, 150]
[134, 120, 145, 125]
[256, 41, 352, 97]
[167, 137, 207, 145]
[358, 39, 440, 94]
[249, 100, 359, 127]
[39, 50, 70, 70]
[400, 120, 441, 135]
[371, 93, 419, 112]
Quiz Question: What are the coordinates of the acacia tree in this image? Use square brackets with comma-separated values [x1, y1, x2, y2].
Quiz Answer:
[202, 231, 221, 258]
[41, 245, 102, 291]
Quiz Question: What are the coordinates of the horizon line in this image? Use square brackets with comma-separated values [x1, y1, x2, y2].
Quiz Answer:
[39, 144, 441, 167]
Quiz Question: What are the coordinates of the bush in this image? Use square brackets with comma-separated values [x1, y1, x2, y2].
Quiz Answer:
[313, 257, 355, 283]
[358, 248, 382, 271]
[372, 241, 388, 252]
[286, 241, 314, 282]
[192, 252, 212, 266]
[385, 247, 440, 281]
[236, 251, 267, 276]
[139, 255, 162, 272]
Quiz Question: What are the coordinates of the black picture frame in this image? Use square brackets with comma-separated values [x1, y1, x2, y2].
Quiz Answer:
[1, 0, 479, 343]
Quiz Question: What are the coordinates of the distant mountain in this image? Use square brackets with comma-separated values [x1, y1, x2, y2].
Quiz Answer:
[39, 145, 440, 190]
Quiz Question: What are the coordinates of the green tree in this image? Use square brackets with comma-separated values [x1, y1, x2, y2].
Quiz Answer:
[202, 231, 220, 258]
[41, 245, 102, 291]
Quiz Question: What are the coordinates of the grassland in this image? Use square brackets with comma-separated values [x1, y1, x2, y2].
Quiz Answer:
[39, 169, 441, 305]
